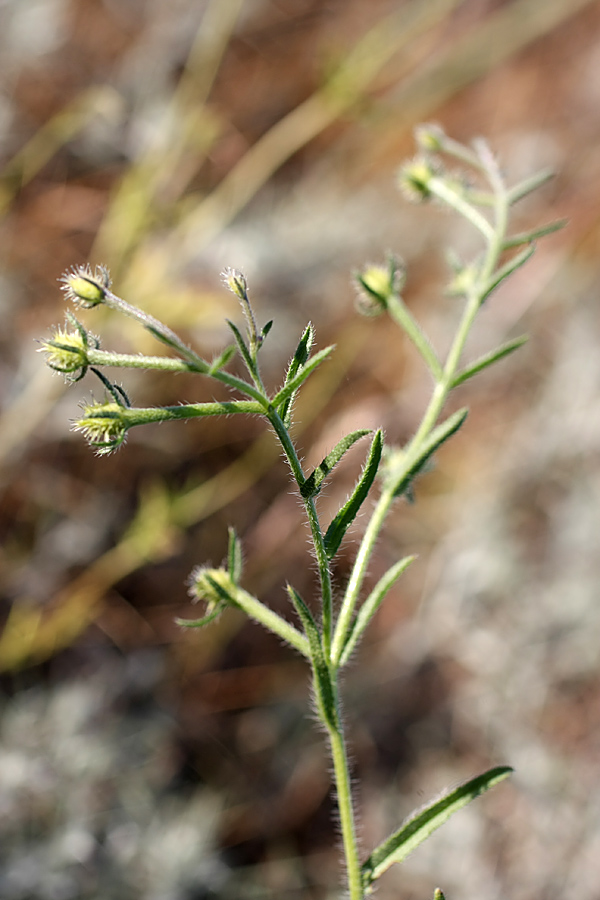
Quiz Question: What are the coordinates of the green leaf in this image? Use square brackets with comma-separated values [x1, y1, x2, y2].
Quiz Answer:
[279, 324, 314, 425]
[450, 335, 528, 388]
[287, 584, 322, 656]
[175, 605, 224, 629]
[287, 585, 337, 729]
[481, 244, 535, 304]
[271, 344, 334, 410]
[261, 319, 274, 341]
[339, 555, 415, 667]
[227, 319, 256, 378]
[301, 429, 371, 499]
[502, 218, 566, 249]
[324, 430, 383, 560]
[507, 168, 553, 204]
[209, 344, 236, 375]
[227, 526, 243, 583]
[389, 408, 468, 498]
[386, 293, 443, 381]
[361, 766, 513, 889]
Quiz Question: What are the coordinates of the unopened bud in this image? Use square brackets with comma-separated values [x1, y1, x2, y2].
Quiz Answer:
[397, 156, 439, 203]
[60, 264, 111, 308]
[39, 324, 93, 381]
[221, 267, 248, 301]
[415, 123, 446, 153]
[354, 257, 406, 316]
[73, 399, 128, 455]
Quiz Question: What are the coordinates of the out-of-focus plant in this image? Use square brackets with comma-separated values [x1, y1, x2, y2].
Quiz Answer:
[41, 127, 563, 898]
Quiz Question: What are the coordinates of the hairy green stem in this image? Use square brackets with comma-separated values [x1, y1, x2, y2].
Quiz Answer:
[119, 399, 264, 428]
[267, 407, 334, 654]
[226, 584, 310, 658]
[100, 290, 268, 404]
[326, 697, 363, 900]
[332, 147, 511, 667]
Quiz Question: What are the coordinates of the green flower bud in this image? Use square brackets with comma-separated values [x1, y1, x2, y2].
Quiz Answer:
[221, 267, 248, 301]
[73, 399, 128, 455]
[354, 256, 406, 316]
[185, 566, 236, 626]
[414, 123, 446, 153]
[60, 264, 111, 308]
[397, 155, 439, 203]
[39, 325, 92, 381]
[188, 566, 235, 605]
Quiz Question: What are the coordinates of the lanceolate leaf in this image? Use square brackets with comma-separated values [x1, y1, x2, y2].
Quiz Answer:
[271, 345, 334, 410]
[507, 168, 553, 204]
[175, 605, 225, 629]
[339, 555, 415, 667]
[279, 324, 314, 425]
[361, 766, 513, 889]
[502, 218, 566, 249]
[287, 585, 337, 730]
[450, 335, 528, 389]
[209, 344, 236, 375]
[390, 408, 468, 498]
[324, 430, 383, 560]
[227, 527, 243, 583]
[261, 320, 274, 341]
[481, 244, 534, 304]
[301, 429, 371, 499]
[227, 319, 256, 378]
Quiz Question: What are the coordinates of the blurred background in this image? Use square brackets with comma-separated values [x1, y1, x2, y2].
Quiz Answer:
[1, 0, 600, 898]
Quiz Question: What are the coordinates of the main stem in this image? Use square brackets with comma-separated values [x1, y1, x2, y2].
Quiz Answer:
[327, 683, 363, 900]
[267, 408, 358, 893]
[267, 407, 334, 655]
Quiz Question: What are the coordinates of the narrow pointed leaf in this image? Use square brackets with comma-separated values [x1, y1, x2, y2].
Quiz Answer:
[481, 244, 535, 303]
[301, 429, 371, 499]
[502, 218, 566, 249]
[386, 293, 443, 380]
[209, 344, 236, 375]
[390, 408, 468, 498]
[287, 585, 322, 659]
[339, 555, 415, 667]
[279, 324, 314, 425]
[450, 335, 528, 389]
[261, 320, 274, 340]
[507, 168, 553, 204]
[227, 527, 243, 583]
[287, 585, 337, 729]
[227, 319, 256, 378]
[324, 430, 383, 560]
[361, 766, 513, 889]
[175, 605, 225, 629]
[271, 345, 334, 409]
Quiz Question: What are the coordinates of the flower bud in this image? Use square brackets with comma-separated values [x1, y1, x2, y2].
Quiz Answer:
[73, 400, 128, 454]
[221, 267, 248, 301]
[60, 264, 111, 308]
[414, 123, 446, 153]
[188, 566, 235, 605]
[39, 325, 91, 381]
[186, 566, 236, 625]
[397, 156, 439, 203]
[354, 257, 406, 316]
